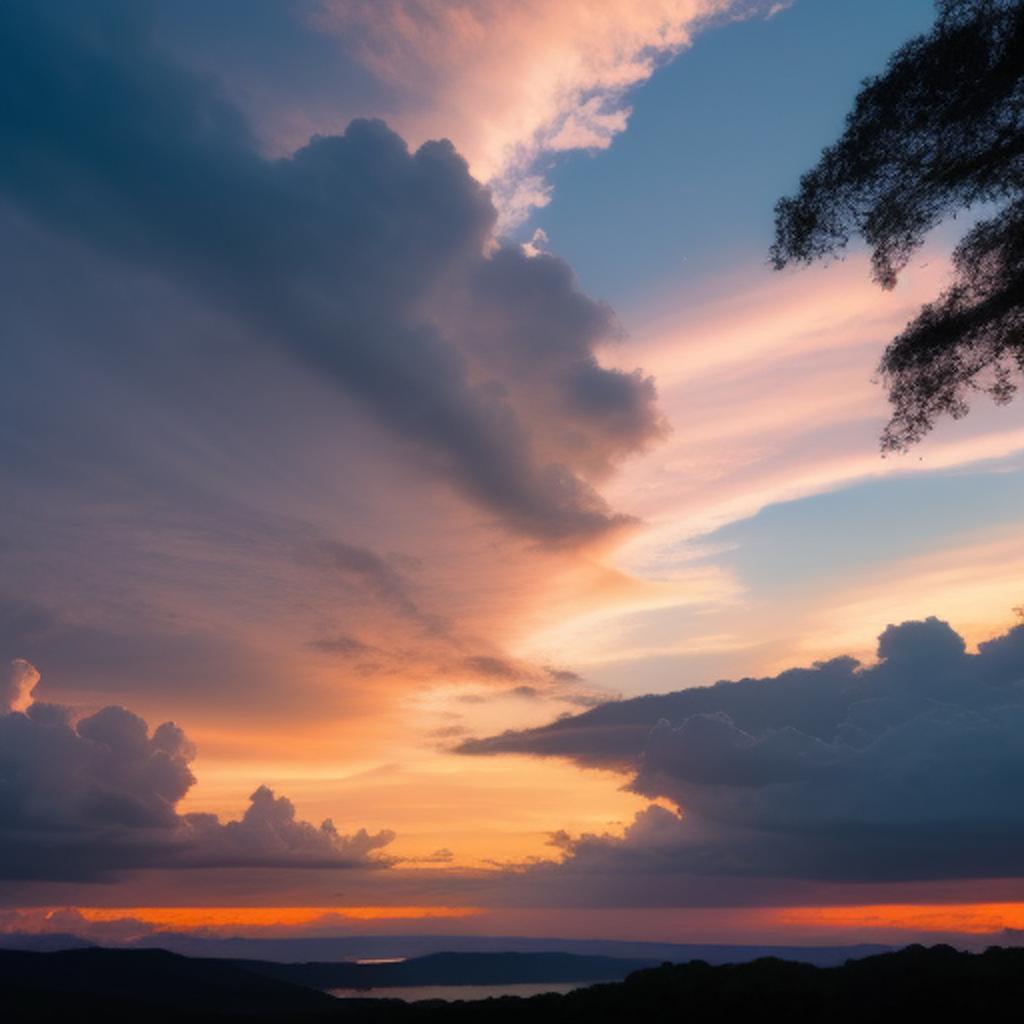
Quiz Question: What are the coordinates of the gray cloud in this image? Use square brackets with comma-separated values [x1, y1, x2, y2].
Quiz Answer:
[459, 652, 866, 768]
[546, 667, 584, 685]
[0, 660, 394, 880]
[181, 786, 395, 869]
[509, 684, 542, 699]
[453, 654, 610, 709]
[0, 0, 661, 543]
[307, 633, 373, 657]
[465, 617, 1024, 885]
[463, 655, 523, 680]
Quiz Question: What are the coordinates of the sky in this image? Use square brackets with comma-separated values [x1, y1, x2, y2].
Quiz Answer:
[2, 0, 1024, 950]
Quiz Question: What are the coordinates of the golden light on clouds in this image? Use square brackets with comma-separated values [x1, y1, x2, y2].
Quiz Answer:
[312, 0, 772, 226]
[776, 903, 1024, 936]
[790, 527, 1024, 666]
[70, 906, 482, 930]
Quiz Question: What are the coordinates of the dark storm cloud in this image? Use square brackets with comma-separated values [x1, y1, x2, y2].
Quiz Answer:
[465, 617, 1024, 884]
[447, 248, 664, 477]
[0, 661, 394, 880]
[0, 0, 661, 543]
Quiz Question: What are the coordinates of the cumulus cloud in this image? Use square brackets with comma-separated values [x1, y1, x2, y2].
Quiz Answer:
[181, 786, 395, 869]
[1, 659, 39, 714]
[0, 662, 394, 880]
[460, 652, 866, 768]
[467, 617, 1024, 885]
[312, 0, 784, 227]
[0, 0, 661, 543]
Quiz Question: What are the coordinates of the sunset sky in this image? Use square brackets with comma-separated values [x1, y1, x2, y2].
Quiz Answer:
[3, 0, 1024, 950]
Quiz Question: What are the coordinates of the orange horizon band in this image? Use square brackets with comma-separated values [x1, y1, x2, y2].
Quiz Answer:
[63, 906, 483, 929]
[776, 902, 1024, 934]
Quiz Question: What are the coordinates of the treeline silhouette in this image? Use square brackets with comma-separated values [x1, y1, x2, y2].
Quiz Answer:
[772, 0, 1024, 451]
[3, 943, 1024, 1022]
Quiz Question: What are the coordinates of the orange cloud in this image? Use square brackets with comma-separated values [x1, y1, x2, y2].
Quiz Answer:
[788, 527, 1024, 667]
[776, 903, 1024, 936]
[71, 906, 481, 930]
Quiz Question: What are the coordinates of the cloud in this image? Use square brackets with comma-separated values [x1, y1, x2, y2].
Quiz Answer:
[1, 659, 39, 714]
[463, 656, 524, 680]
[546, 667, 585, 685]
[180, 786, 395, 869]
[0, 0, 661, 544]
[465, 616, 1024, 885]
[307, 634, 373, 656]
[451, 653, 614, 712]
[0, 661, 394, 880]
[306, 540, 447, 634]
[509, 685, 542, 699]
[311, 0, 784, 227]
[428, 724, 470, 739]
[396, 847, 456, 866]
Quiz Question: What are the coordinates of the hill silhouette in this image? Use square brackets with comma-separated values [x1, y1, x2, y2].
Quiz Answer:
[0, 946, 336, 1021]
[2, 943, 1023, 1022]
[119, 932, 889, 965]
[236, 950, 657, 989]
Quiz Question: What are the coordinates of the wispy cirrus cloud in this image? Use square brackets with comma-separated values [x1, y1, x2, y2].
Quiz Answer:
[308, 0, 787, 228]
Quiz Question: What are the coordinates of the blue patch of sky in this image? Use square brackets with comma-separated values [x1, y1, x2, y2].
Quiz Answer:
[524, 0, 936, 309]
[697, 455, 1024, 594]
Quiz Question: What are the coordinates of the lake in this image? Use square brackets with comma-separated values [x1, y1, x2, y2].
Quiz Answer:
[329, 981, 591, 1002]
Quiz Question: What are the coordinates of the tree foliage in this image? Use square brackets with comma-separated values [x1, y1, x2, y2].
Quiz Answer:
[771, 0, 1024, 450]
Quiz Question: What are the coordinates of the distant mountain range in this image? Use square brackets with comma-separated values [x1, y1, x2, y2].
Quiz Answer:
[232, 950, 658, 990]
[0, 929, 891, 966]
[1, 944, 1021, 1022]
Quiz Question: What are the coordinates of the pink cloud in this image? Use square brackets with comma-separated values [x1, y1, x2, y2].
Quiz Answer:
[311, 0, 782, 227]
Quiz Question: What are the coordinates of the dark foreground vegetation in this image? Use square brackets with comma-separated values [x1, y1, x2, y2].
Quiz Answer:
[772, 0, 1024, 451]
[3, 944, 1024, 1023]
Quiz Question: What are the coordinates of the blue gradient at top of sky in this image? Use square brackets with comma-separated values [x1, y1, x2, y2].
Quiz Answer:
[525, 0, 937, 308]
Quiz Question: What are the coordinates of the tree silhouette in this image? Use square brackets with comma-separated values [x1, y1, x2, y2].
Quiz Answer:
[771, 0, 1024, 451]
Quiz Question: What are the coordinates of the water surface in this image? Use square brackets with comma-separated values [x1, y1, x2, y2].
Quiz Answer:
[329, 981, 589, 1002]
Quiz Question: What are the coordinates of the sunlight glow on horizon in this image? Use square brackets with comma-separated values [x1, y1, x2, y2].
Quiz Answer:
[68, 906, 484, 930]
